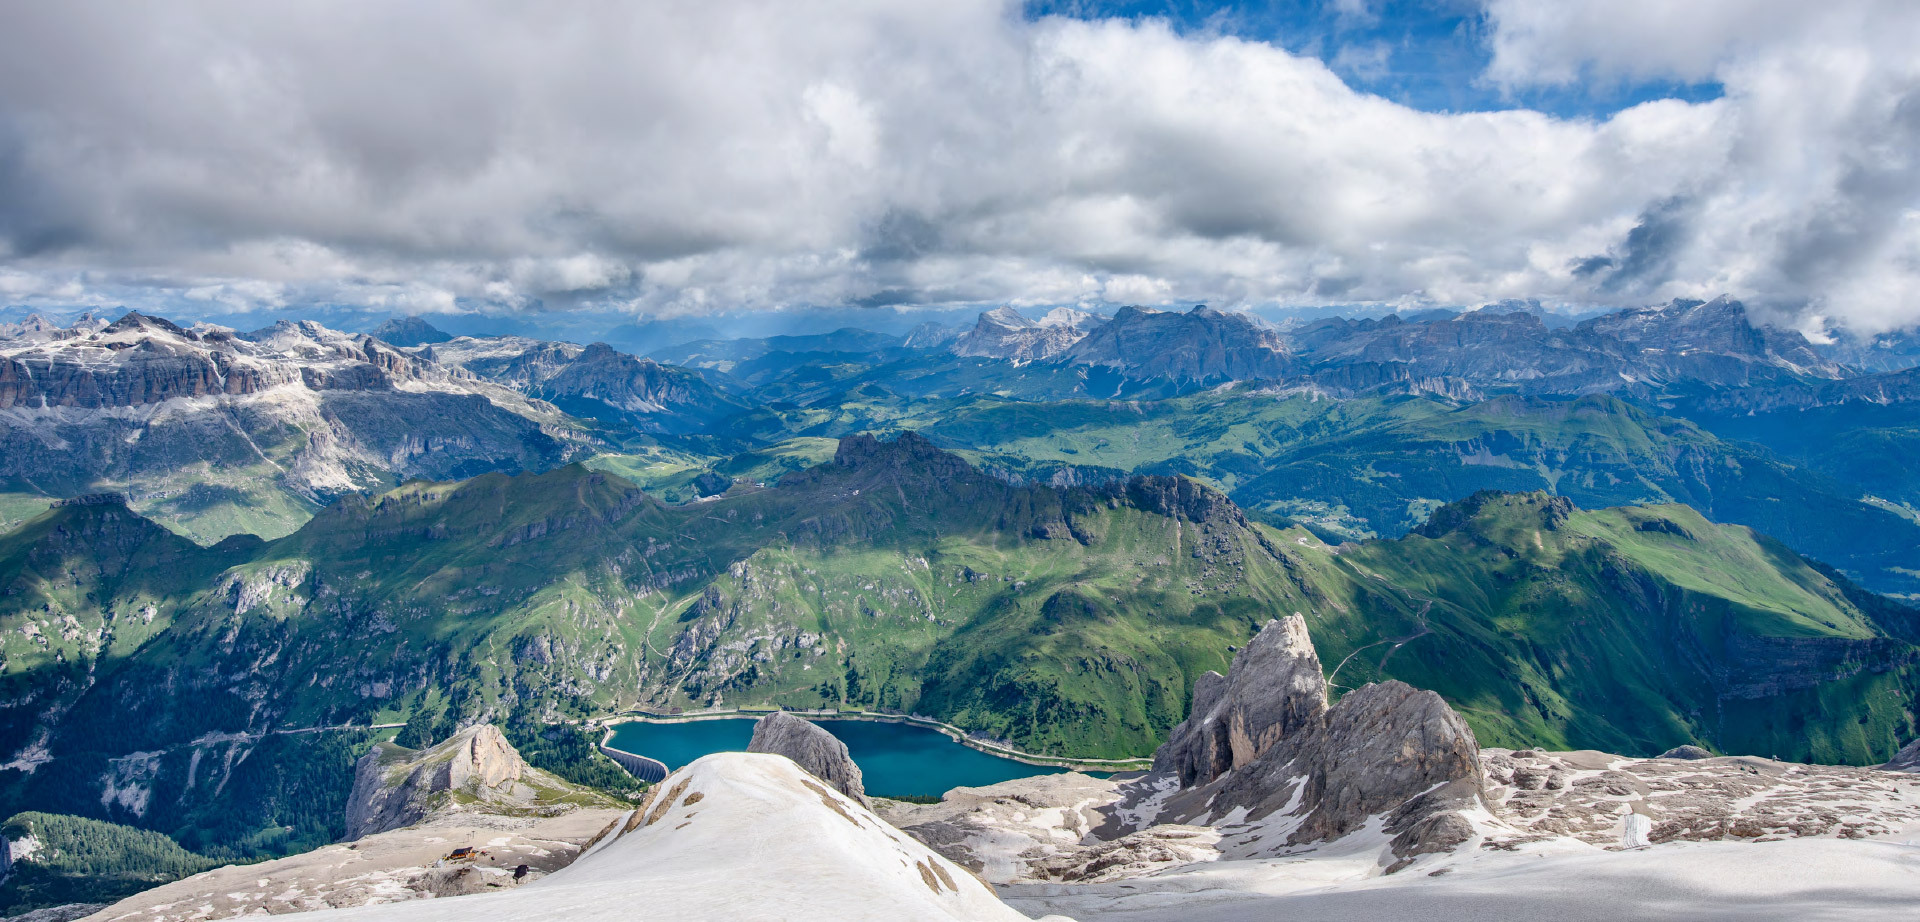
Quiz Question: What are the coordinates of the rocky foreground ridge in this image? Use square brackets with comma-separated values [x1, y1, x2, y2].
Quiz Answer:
[87, 726, 625, 921]
[892, 615, 1490, 880]
[881, 616, 1920, 915]
[81, 621, 1920, 921]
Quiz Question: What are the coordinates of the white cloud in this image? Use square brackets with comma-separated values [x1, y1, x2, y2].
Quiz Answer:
[1484, 0, 1920, 328]
[0, 1, 1913, 331]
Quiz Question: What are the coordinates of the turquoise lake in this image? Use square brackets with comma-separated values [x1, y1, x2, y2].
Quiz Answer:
[605, 717, 1068, 798]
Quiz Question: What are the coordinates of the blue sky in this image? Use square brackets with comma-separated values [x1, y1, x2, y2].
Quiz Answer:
[1023, 0, 1722, 117]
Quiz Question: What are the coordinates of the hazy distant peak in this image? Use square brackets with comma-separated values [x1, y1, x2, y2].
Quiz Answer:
[370, 316, 453, 348]
[953, 305, 1103, 361]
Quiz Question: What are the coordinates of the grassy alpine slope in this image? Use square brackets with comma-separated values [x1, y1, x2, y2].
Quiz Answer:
[900, 389, 1920, 597]
[0, 434, 1915, 862]
[1290, 491, 1919, 762]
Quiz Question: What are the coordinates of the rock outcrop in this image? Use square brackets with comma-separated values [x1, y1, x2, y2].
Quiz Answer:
[1482, 747, 1920, 848]
[747, 712, 868, 807]
[1660, 744, 1716, 760]
[1153, 614, 1327, 788]
[1103, 615, 1487, 871]
[878, 773, 1133, 884]
[1884, 737, 1920, 772]
[84, 809, 623, 921]
[345, 725, 612, 840]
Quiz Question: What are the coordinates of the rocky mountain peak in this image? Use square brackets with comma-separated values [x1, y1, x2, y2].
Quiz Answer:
[902, 320, 962, 349]
[1037, 306, 1100, 327]
[1064, 303, 1293, 383]
[102, 311, 193, 339]
[1155, 615, 1327, 787]
[747, 712, 869, 806]
[978, 306, 1035, 330]
[575, 341, 629, 363]
[1121, 475, 1248, 529]
[13, 312, 57, 335]
[831, 432, 976, 483]
[369, 316, 453, 348]
[1884, 737, 1920, 772]
[952, 306, 1104, 361]
[1108, 615, 1486, 869]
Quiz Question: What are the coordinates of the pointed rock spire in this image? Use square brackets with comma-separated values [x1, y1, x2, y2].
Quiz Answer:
[1154, 615, 1327, 787]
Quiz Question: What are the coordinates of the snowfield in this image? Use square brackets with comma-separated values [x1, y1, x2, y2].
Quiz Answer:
[280, 753, 1058, 922]
[1006, 835, 1920, 922]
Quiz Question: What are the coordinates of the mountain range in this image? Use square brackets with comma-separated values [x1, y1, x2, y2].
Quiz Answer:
[3, 432, 1915, 866]
[6, 302, 1920, 597]
[6, 295, 1920, 916]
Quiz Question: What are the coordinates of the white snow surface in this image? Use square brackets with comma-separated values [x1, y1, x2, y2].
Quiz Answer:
[1007, 834, 1920, 922]
[281, 752, 1061, 922]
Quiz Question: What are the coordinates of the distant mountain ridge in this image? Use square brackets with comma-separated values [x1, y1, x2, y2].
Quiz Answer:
[0, 311, 586, 541]
[426, 336, 745, 435]
[367, 316, 452, 348]
[942, 296, 1851, 396]
[952, 306, 1105, 362]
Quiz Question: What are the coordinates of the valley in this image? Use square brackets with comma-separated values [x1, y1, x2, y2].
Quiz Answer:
[9, 8, 1920, 917]
[4, 302, 1920, 917]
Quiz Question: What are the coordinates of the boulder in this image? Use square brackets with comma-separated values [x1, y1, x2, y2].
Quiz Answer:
[1659, 744, 1715, 760]
[748, 712, 869, 807]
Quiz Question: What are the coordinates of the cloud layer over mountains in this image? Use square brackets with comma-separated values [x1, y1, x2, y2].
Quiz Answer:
[0, 1, 1916, 330]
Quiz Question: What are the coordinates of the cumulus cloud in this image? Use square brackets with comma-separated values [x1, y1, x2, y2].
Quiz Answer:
[1484, 0, 1920, 329]
[0, 1, 1915, 330]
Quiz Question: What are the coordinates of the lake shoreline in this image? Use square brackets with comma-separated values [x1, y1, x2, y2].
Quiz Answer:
[593, 708, 1153, 774]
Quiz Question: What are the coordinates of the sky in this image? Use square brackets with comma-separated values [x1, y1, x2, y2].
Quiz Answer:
[0, 0, 1917, 335]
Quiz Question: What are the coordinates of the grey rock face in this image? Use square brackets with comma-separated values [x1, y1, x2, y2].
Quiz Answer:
[1107, 615, 1486, 870]
[1883, 738, 1920, 772]
[1063, 305, 1293, 383]
[902, 321, 962, 349]
[0, 312, 578, 534]
[1154, 615, 1327, 788]
[345, 725, 532, 840]
[952, 306, 1103, 362]
[0, 904, 106, 922]
[421, 336, 740, 434]
[747, 712, 868, 807]
[1660, 744, 1716, 760]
